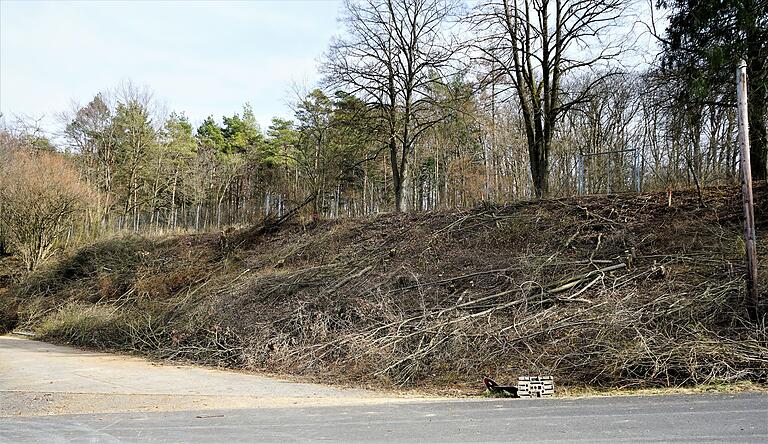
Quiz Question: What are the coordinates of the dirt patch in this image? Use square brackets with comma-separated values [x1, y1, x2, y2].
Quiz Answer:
[0, 336, 426, 417]
[0, 391, 423, 417]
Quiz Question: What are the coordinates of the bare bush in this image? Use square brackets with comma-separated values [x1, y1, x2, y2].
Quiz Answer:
[0, 150, 94, 271]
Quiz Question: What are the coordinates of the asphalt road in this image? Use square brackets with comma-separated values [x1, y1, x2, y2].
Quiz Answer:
[1, 335, 767, 443]
[2, 393, 767, 443]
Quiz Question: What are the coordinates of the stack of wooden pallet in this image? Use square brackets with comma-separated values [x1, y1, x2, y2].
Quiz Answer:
[517, 376, 554, 398]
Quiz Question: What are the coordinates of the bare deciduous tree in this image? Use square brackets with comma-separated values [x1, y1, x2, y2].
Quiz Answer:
[471, 0, 625, 197]
[0, 150, 93, 271]
[323, 0, 459, 211]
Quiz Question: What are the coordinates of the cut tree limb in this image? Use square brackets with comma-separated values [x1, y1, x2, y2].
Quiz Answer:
[548, 263, 626, 294]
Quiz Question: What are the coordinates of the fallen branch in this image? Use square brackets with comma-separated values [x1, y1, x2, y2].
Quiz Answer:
[548, 263, 627, 293]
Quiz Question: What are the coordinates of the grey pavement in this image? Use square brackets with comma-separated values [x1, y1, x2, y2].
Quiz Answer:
[1, 393, 766, 443]
[1, 335, 766, 442]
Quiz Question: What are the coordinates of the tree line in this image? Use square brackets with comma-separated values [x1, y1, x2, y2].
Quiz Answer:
[0, 0, 765, 271]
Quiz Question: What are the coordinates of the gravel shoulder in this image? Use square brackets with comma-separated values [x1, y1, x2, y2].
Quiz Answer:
[0, 335, 426, 417]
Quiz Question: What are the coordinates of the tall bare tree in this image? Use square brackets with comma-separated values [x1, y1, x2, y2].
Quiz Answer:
[323, 0, 459, 211]
[471, 0, 624, 197]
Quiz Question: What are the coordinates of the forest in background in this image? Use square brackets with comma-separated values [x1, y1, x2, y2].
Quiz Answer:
[1, 0, 766, 272]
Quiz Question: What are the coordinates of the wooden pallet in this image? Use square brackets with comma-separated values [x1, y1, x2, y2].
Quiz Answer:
[517, 376, 554, 398]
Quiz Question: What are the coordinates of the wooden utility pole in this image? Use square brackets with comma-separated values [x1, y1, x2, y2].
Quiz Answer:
[736, 59, 760, 321]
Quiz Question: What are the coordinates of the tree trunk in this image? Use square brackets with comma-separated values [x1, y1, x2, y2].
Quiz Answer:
[394, 178, 405, 213]
[529, 139, 549, 198]
[398, 162, 411, 212]
[390, 136, 405, 213]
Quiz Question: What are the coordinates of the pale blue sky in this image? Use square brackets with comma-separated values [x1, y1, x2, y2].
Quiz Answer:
[0, 0, 344, 132]
[1, 0, 663, 136]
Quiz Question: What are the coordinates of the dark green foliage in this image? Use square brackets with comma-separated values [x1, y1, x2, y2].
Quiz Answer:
[196, 116, 226, 152]
[659, 0, 768, 179]
[264, 118, 298, 167]
[221, 104, 263, 155]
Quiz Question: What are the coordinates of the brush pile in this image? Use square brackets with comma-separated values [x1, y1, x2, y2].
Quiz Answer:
[3, 185, 767, 391]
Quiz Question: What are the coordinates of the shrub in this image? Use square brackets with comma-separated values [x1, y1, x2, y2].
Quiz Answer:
[0, 150, 95, 272]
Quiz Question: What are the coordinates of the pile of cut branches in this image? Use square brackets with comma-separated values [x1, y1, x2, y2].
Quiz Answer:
[6, 185, 768, 391]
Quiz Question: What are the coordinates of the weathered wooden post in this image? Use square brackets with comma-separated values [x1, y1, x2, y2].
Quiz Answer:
[736, 59, 760, 321]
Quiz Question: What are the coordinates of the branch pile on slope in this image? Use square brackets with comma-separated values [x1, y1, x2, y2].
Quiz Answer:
[6, 185, 768, 391]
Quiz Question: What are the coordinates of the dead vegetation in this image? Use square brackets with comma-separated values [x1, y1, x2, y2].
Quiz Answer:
[2, 185, 767, 392]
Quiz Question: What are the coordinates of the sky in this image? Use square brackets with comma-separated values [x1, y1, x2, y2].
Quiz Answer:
[0, 0, 344, 133]
[1, 0, 666, 137]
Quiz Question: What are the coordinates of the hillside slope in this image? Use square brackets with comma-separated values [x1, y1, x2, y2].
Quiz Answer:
[2, 185, 767, 391]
